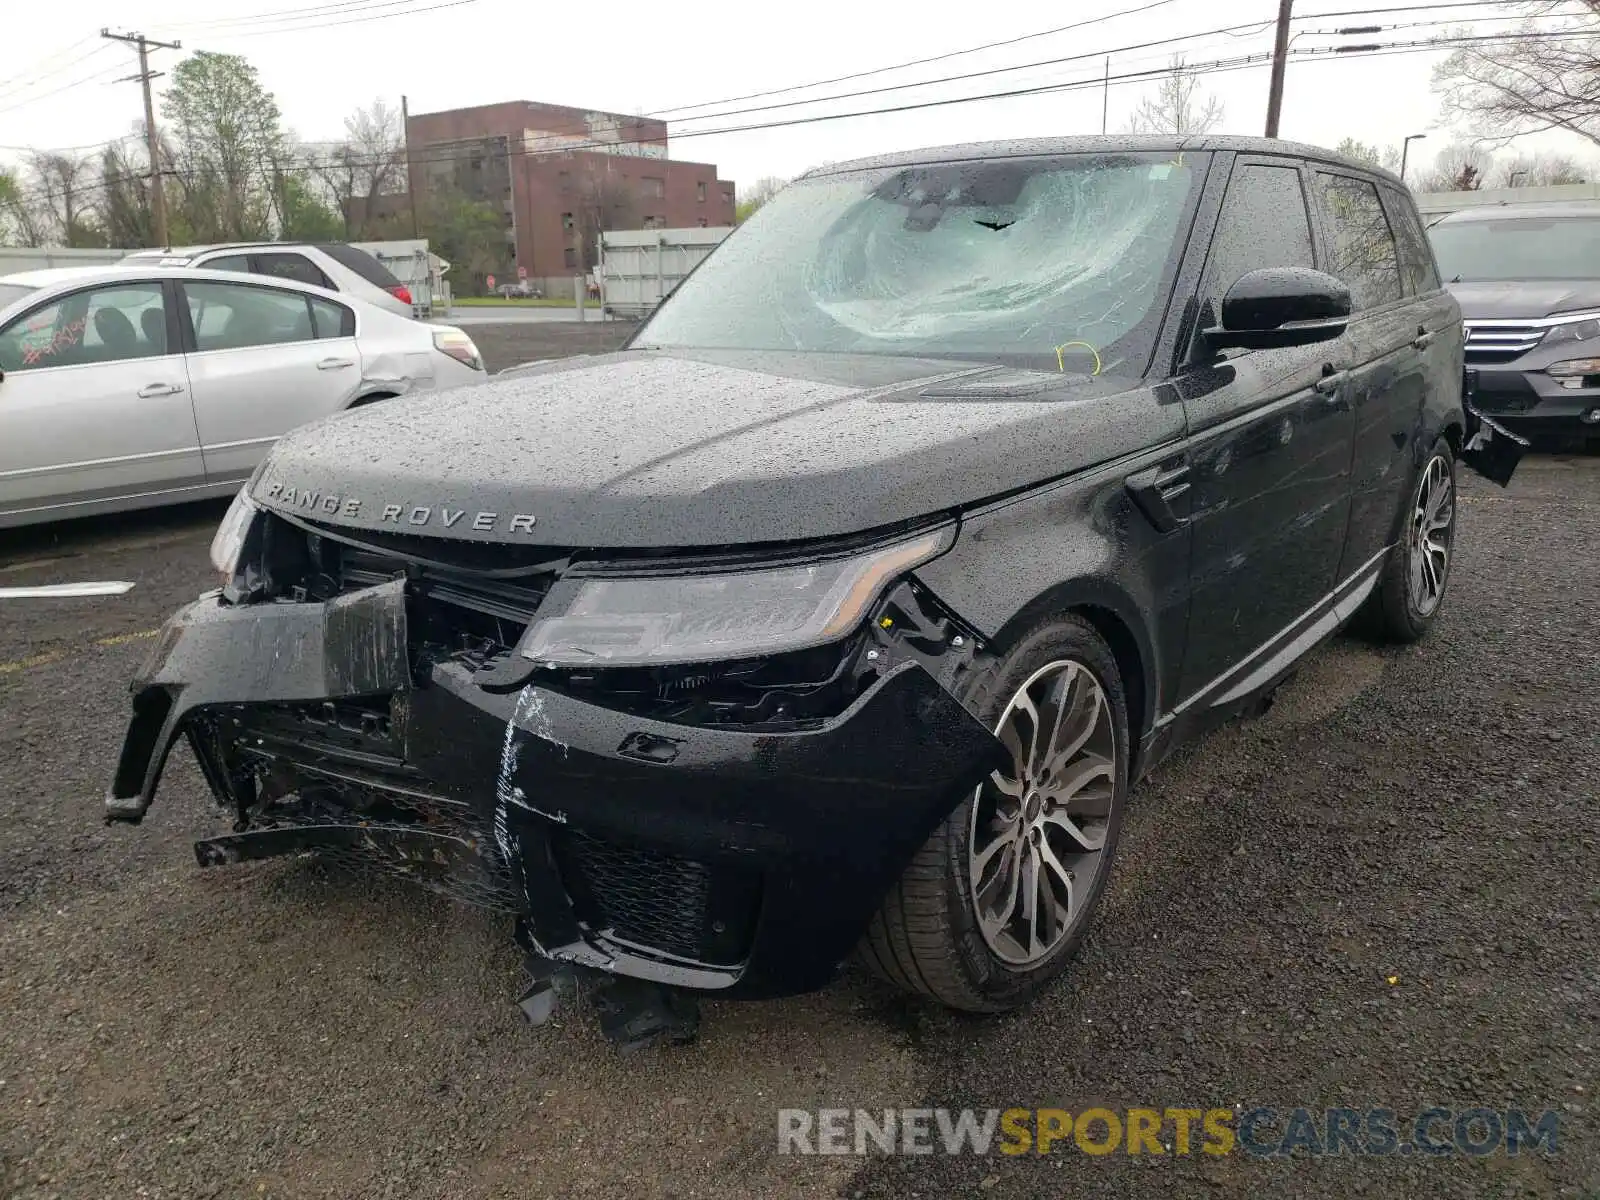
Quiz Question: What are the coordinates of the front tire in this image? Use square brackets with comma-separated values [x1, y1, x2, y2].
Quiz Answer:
[1363, 436, 1457, 643]
[859, 614, 1129, 1012]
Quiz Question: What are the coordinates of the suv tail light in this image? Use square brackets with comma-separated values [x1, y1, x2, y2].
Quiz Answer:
[388, 285, 414, 306]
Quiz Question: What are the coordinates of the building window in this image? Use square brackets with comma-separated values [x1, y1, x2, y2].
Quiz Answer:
[697, 217, 708, 227]
[563, 247, 577, 268]
[641, 176, 664, 199]
[561, 211, 574, 230]
[642, 215, 666, 229]
[558, 170, 571, 191]
[697, 181, 706, 202]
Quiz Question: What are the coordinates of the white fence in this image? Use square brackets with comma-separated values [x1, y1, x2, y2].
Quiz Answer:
[598, 226, 732, 318]
[0, 246, 130, 274]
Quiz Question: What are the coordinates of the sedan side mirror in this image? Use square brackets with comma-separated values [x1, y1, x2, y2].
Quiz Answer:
[1202, 267, 1352, 352]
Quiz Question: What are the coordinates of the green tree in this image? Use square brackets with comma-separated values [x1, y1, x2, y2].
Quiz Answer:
[1335, 138, 1402, 173]
[276, 172, 344, 241]
[162, 51, 286, 241]
[735, 176, 786, 224]
[420, 187, 509, 293]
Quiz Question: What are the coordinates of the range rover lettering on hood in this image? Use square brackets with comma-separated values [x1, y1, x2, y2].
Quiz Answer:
[259, 480, 537, 534]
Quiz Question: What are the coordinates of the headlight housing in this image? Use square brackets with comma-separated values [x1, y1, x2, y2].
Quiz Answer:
[517, 526, 954, 668]
[1546, 358, 1600, 378]
[209, 488, 258, 583]
[1541, 313, 1600, 347]
[432, 327, 483, 371]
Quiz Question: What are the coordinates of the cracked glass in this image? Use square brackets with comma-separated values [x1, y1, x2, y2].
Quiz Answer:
[637, 152, 1208, 376]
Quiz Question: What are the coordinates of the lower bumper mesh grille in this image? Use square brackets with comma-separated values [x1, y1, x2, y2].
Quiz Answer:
[553, 828, 714, 960]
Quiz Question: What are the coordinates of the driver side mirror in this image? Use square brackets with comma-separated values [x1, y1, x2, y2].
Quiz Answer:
[1201, 267, 1352, 352]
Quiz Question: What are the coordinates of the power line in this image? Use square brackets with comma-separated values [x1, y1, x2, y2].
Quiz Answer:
[152, 0, 426, 32]
[11, 26, 1589, 209]
[0, 60, 129, 119]
[650, 0, 1192, 117]
[0, 43, 113, 106]
[196, 0, 482, 39]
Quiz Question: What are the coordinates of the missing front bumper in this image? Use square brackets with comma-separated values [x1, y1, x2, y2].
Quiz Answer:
[107, 583, 1003, 998]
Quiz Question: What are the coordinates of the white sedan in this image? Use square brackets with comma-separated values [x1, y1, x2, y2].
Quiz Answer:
[0, 264, 486, 529]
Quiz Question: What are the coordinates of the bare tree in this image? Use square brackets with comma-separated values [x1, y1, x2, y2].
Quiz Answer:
[1417, 140, 1497, 191]
[25, 151, 103, 246]
[0, 163, 47, 246]
[1433, 1, 1600, 148]
[1335, 137, 1403, 173]
[1126, 55, 1225, 136]
[571, 163, 636, 270]
[313, 99, 407, 238]
[1495, 150, 1590, 184]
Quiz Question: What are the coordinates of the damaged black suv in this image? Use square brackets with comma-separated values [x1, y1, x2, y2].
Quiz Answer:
[109, 137, 1520, 1033]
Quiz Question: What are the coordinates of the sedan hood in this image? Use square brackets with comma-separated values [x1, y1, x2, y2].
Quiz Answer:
[250, 349, 1165, 547]
[1449, 279, 1600, 320]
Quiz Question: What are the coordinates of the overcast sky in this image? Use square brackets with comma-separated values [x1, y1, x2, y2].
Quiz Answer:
[1, 0, 1591, 188]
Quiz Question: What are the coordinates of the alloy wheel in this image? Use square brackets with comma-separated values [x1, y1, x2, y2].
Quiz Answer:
[1408, 454, 1454, 617]
[967, 659, 1119, 967]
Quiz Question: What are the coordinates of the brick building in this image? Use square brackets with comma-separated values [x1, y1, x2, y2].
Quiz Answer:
[404, 100, 736, 289]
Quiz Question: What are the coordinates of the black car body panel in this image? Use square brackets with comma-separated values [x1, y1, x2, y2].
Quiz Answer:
[109, 136, 1517, 1007]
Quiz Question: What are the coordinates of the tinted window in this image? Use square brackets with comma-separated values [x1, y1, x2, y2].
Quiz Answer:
[639, 152, 1209, 373]
[255, 252, 332, 289]
[203, 255, 252, 273]
[1315, 174, 1403, 309]
[309, 295, 354, 338]
[0, 282, 167, 373]
[184, 282, 315, 352]
[318, 243, 403, 288]
[1206, 164, 1315, 303]
[1428, 216, 1600, 282]
[1383, 190, 1440, 294]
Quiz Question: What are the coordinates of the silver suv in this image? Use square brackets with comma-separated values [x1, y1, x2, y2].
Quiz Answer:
[121, 243, 417, 319]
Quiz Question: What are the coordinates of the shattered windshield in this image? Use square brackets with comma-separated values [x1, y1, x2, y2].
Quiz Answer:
[637, 152, 1206, 376]
[1429, 216, 1600, 282]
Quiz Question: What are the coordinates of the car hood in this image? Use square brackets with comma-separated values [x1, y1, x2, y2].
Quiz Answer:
[1448, 279, 1600, 320]
[250, 348, 1170, 548]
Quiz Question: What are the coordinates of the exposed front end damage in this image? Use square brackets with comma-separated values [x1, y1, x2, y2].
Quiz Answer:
[107, 506, 1004, 1042]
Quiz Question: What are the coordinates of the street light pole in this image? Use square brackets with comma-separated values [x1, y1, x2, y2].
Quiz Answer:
[1400, 133, 1427, 184]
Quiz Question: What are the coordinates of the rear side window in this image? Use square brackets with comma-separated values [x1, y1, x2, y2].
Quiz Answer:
[318, 243, 403, 289]
[309, 295, 355, 338]
[203, 255, 252, 273]
[1314, 173, 1403, 309]
[254, 251, 333, 290]
[1382, 190, 1441, 294]
[184, 281, 316, 351]
[1205, 163, 1316, 303]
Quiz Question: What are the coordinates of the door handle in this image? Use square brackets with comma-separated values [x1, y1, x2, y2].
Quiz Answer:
[317, 357, 356, 370]
[1313, 367, 1348, 396]
[1412, 328, 1435, 351]
[136, 382, 184, 398]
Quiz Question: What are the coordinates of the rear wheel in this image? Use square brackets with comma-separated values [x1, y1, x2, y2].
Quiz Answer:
[859, 614, 1129, 1012]
[1363, 436, 1456, 643]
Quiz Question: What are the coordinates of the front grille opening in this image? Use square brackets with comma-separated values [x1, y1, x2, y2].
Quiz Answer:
[552, 827, 760, 966]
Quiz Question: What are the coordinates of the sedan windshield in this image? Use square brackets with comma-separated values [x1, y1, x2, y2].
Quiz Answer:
[637, 152, 1207, 376]
[1429, 216, 1600, 281]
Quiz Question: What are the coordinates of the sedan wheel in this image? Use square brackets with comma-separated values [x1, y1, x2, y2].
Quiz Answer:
[969, 660, 1117, 966]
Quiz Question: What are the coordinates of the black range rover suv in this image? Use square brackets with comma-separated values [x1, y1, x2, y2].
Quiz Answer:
[109, 136, 1519, 1035]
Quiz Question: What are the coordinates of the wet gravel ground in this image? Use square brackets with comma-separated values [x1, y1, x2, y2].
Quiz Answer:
[0, 325, 1594, 1198]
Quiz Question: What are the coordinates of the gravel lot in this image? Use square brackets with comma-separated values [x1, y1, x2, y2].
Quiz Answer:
[0, 324, 1594, 1199]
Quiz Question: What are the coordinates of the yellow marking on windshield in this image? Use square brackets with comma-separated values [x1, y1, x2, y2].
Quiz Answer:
[1054, 341, 1103, 376]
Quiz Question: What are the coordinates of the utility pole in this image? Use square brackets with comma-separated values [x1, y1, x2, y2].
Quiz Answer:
[1263, 0, 1293, 138]
[102, 29, 181, 248]
[1101, 57, 1110, 134]
[400, 93, 420, 239]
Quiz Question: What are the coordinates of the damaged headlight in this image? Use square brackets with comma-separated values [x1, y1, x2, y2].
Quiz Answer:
[517, 526, 954, 667]
[209, 488, 258, 584]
